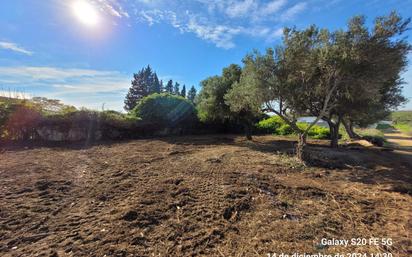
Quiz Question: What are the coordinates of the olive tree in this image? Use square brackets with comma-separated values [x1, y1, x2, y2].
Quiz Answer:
[226, 26, 343, 160]
[197, 64, 259, 140]
[340, 13, 410, 138]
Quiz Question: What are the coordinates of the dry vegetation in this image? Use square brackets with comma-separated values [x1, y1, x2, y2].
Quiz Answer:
[0, 135, 411, 256]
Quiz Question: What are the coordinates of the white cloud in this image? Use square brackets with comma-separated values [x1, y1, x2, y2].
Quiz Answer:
[136, 9, 285, 49]
[95, 0, 130, 18]
[138, 9, 182, 29]
[0, 66, 120, 81]
[280, 2, 307, 21]
[0, 41, 33, 55]
[133, 1, 303, 48]
[225, 0, 258, 18]
[186, 17, 241, 49]
[195, 0, 290, 20]
[0, 66, 130, 110]
[262, 0, 287, 15]
[0, 66, 130, 93]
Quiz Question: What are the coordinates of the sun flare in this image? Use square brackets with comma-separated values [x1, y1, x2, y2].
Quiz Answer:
[72, 0, 100, 27]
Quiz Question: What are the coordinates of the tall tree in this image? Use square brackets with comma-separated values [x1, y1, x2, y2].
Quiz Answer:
[124, 65, 161, 111]
[180, 85, 186, 97]
[198, 64, 242, 123]
[151, 73, 161, 94]
[187, 86, 197, 104]
[165, 80, 174, 94]
[340, 13, 410, 138]
[226, 12, 410, 159]
[198, 64, 258, 140]
[226, 26, 352, 158]
[174, 82, 180, 95]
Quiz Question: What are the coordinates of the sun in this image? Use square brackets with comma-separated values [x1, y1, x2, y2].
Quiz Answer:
[72, 0, 100, 27]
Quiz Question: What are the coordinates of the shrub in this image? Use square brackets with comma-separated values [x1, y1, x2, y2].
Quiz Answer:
[256, 116, 287, 134]
[277, 124, 294, 135]
[376, 123, 393, 130]
[131, 93, 197, 128]
[0, 99, 42, 140]
[308, 125, 330, 139]
[256, 116, 331, 139]
[362, 135, 385, 147]
[100, 110, 140, 129]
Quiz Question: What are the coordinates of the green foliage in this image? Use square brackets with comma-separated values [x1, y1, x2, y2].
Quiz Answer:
[356, 128, 385, 138]
[131, 93, 197, 127]
[174, 82, 180, 95]
[362, 135, 386, 147]
[124, 65, 162, 111]
[391, 111, 412, 124]
[340, 12, 410, 128]
[187, 86, 197, 104]
[197, 64, 242, 123]
[256, 116, 285, 133]
[0, 98, 42, 140]
[389, 111, 412, 135]
[277, 124, 294, 136]
[394, 123, 412, 135]
[256, 116, 330, 139]
[225, 12, 410, 150]
[180, 85, 186, 98]
[100, 110, 140, 128]
[376, 123, 393, 130]
[165, 80, 174, 94]
[301, 124, 330, 139]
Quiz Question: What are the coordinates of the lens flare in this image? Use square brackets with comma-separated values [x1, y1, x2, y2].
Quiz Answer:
[72, 0, 100, 27]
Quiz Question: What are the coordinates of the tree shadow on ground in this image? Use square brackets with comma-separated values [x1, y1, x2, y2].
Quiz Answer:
[384, 135, 412, 140]
[1, 134, 411, 195]
[236, 136, 412, 195]
[158, 135, 412, 191]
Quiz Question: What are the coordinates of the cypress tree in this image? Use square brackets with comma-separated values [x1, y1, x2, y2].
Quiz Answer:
[174, 82, 180, 95]
[124, 65, 160, 111]
[187, 85, 197, 104]
[180, 85, 186, 97]
[165, 80, 174, 94]
[151, 73, 161, 94]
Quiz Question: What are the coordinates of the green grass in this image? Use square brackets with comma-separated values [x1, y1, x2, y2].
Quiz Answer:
[394, 123, 412, 135]
[337, 126, 383, 141]
[391, 111, 412, 124]
[390, 111, 412, 135]
[356, 128, 384, 137]
[339, 126, 388, 146]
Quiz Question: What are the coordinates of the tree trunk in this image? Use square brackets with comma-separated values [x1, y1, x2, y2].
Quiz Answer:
[342, 119, 360, 139]
[244, 123, 252, 140]
[296, 133, 307, 161]
[327, 119, 341, 148]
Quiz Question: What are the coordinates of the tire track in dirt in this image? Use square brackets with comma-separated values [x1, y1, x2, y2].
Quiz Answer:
[0, 136, 411, 256]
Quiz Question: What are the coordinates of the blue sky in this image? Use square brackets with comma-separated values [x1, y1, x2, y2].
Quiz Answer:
[0, 0, 411, 111]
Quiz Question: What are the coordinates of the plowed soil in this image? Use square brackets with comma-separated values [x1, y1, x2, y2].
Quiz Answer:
[0, 135, 411, 256]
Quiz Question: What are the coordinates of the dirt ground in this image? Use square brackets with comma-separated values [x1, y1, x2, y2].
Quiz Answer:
[384, 130, 412, 152]
[0, 135, 411, 257]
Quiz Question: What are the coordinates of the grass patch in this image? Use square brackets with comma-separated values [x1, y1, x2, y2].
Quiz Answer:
[394, 123, 412, 135]
[356, 128, 385, 138]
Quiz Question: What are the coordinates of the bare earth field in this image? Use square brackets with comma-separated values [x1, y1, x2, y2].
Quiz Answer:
[0, 135, 411, 257]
